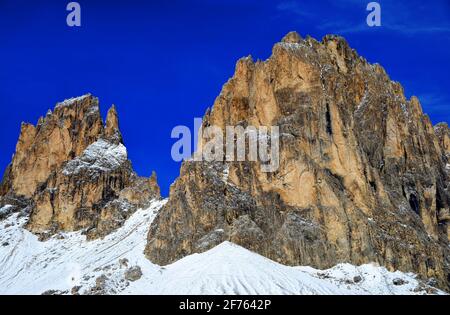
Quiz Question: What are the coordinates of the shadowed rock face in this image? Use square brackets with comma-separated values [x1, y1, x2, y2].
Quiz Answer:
[0, 94, 160, 239]
[145, 32, 450, 289]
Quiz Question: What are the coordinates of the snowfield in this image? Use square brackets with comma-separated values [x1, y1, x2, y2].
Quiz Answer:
[0, 200, 445, 295]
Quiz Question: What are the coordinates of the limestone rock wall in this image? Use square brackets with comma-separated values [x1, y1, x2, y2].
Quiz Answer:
[145, 32, 450, 289]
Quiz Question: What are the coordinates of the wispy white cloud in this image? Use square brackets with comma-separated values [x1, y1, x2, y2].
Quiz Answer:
[416, 93, 450, 123]
[417, 93, 449, 110]
[318, 21, 450, 35]
[316, 21, 368, 34]
[276, 1, 313, 18]
[387, 25, 450, 35]
[276, 0, 450, 36]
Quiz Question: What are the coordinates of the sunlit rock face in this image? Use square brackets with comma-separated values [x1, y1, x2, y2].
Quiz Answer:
[0, 95, 160, 239]
[145, 32, 450, 290]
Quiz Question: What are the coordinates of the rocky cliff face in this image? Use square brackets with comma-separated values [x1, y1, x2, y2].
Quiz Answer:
[0, 94, 160, 239]
[435, 123, 450, 158]
[145, 32, 450, 289]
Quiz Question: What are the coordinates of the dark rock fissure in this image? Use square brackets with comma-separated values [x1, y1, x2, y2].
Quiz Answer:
[409, 194, 420, 216]
[325, 103, 332, 135]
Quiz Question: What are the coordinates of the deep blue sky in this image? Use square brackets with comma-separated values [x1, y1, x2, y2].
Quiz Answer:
[1, 0, 449, 196]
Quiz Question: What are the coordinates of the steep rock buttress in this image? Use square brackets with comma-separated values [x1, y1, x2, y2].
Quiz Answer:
[145, 32, 450, 290]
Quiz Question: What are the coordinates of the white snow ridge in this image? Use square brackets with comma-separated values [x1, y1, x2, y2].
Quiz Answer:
[0, 200, 445, 295]
[55, 94, 92, 110]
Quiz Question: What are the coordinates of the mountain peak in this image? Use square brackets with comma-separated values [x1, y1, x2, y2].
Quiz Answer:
[105, 104, 123, 143]
[145, 32, 450, 290]
[0, 95, 160, 239]
[281, 31, 302, 43]
[55, 93, 93, 109]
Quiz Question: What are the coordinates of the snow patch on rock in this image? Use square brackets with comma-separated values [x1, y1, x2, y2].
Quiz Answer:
[222, 165, 229, 183]
[355, 90, 369, 113]
[0, 205, 13, 216]
[62, 139, 127, 176]
[55, 94, 92, 109]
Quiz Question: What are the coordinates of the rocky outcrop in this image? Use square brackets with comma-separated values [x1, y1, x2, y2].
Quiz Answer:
[434, 123, 450, 240]
[435, 123, 450, 157]
[0, 94, 160, 239]
[145, 32, 450, 289]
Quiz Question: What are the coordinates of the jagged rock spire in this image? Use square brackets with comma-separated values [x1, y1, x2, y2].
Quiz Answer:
[105, 104, 123, 143]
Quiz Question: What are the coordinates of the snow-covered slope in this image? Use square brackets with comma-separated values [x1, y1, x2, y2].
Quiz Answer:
[0, 200, 444, 295]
